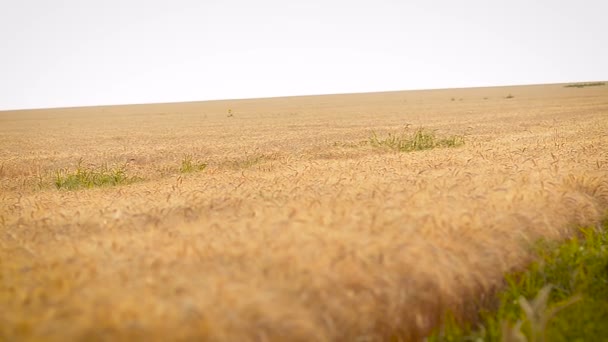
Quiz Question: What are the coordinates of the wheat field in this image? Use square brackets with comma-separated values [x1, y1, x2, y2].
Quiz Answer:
[1, 83, 607, 341]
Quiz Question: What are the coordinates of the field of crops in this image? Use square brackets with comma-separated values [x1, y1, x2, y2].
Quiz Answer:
[1, 83, 607, 340]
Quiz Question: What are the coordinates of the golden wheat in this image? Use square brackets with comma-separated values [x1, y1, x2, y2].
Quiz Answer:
[1, 84, 607, 341]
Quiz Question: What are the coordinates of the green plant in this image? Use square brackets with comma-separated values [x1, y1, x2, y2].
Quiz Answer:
[54, 159, 141, 190]
[500, 285, 581, 342]
[180, 154, 207, 173]
[369, 128, 464, 152]
[564, 82, 605, 88]
[428, 221, 608, 341]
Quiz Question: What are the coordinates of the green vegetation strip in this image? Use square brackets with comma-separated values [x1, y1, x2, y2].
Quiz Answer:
[369, 128, 464, 152]
[428, 220, 608, 341]
[564, 82, 606, 88]
[54, 159, 141, 190]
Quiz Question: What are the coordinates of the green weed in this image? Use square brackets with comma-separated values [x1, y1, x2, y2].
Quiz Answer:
[54, 159, 141, 190]
[369, 128, 464, 152]
[180, 154, 207, 173]
[564, 82, 605, 88]
[427, 220, 608, 341]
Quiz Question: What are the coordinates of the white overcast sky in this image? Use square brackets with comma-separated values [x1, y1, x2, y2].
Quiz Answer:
[1, 1, 607, 110]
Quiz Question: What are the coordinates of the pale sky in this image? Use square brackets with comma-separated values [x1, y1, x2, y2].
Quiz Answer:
[1, 0, 607, 110]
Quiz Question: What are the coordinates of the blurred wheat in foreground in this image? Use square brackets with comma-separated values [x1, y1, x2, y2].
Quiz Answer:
[1, 83, 607, 341]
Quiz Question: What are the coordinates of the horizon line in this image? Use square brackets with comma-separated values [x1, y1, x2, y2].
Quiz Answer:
[1, 79, 605, 113]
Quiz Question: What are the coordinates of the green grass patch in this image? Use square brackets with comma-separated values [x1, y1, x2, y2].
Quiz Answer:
[54, 159, 141, 190]
[369, 128, 464, 152]
[428, 220, 608, 341]
[180, 154, 207, 173]
[564, 82, 605, 88]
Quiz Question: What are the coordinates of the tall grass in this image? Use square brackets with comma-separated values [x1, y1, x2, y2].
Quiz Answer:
[180, 154, 207, 173]
[54, 159, 141, 190]
[428, 221, 608, 341]
[369, 128, 464, 152]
